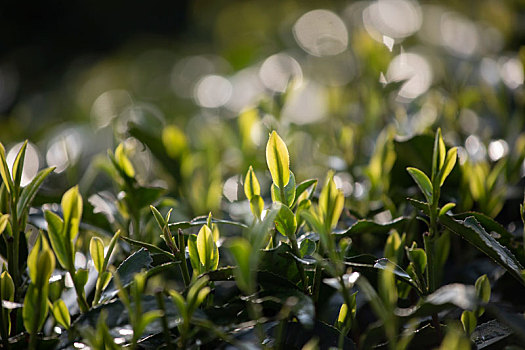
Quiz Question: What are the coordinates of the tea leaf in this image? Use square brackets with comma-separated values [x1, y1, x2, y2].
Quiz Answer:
[12, 140, 27, 193]
[52, 299, 71, 329]
[45, 210, 69, 270]
[23, 284, 49, 334]
[90, 237, 105, 273]
[61, 186, 83, 241]
[0, 143, 14, 194]
[266, 131, 290, 189]
[439, 147, 457, 186]
[244, 166, 260, 201]
[0, 214, 9, 235]
[17, 166, 54, 216]
[115, 143, 135, 178]
[274, 203, 297, 237]
[440, 215, 525, 286]
[271, 171, 296, 207]
[0, 271, 14, 302]
[407, 167, 433, 204]
[197, 224, 219, 271]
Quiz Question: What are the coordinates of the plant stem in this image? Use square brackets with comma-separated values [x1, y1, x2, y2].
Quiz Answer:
[423, 233, 436, 293]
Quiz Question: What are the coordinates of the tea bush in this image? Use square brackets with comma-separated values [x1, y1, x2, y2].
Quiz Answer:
[1, 1, 525, 349]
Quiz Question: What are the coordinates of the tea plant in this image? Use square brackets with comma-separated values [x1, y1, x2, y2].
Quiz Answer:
[0, 127, 524, 350]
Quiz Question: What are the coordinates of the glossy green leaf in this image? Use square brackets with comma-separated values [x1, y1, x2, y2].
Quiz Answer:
[407, 167, 433, 203]
[299, 238, 316, 258]
[197, 224, 219, 271]
[440, 215, 525, 286]
[52, 299, 71, 329]
[475, 274, 490, 317]
[188, 234, 202, 275]
[90, 237, 105, 273]
[274, 203, 297, 237]
[266, 130, 290, 189]
[169, 289, 186, 315]
[75, 269, 89, 290]
[293, 179, 317, 208]
[61, 185, 83, 241]
[244, 166, 260, 201]
[439, 147, 457, 186]
[271, 171, 296, 207]
[97, 271, 112, 291]
[439, 202, 456, 217]
[45, 210, 69, 270]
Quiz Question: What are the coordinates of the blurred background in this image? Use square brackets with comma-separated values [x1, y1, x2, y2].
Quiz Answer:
[1, 0, 524, 225]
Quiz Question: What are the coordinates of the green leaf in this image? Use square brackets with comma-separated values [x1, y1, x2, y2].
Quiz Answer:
[197, 224, 219, 271]
[23, 284, 49, 334]
[271, 171, 296, 207]
[407, 167, 433, 203]
[299, 238, 316, 258]
[266, 130, 290, 189]
[17, 166, 54, 217]
[439, 147, 457, 186]
[103, 230, 120, 271]
[12, 140, 27, 193]
[475, 274, 490, 304]
[250, 194, 264, 220]
[244, 166, 260, 201]
[0, 214, 9, 235]
[340, 217, 408, 236]
[61, 186, 83, 241]
[136, 310, 163, 339]
[274, 203, 297, 237]
[406, 243, 427, 283]
[115, 143, 135, 178]
[188, 234, 202, 275]
[52, 299, 71, 329]
[0, 271, 14, 302]
[0, 143, 14, 194]
[461, 310, 477, 335]
[318, 171, 344, 232]
[440, 215, 525, 286]
[228, 238, 253, 293]
[121, 235, 175, 260]
[431, 128, 445, 179]
[293, 179, 317, 208]
[44, 210, 69, 270]
[169, 289, 186, 315]
[101, 248, 152, 302]
[90, 237, 105, 273]
[162, 124, 187, 159]
[75, 269, 89, 290]
[150, 205, 167, 231]
[97, 271, 112, 291]
[439, 202, 456, 217]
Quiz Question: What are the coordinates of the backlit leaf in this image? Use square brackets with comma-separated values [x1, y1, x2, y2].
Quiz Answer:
[407, 167, 433, 204]
[90, 237, 105, 273]
[266, 131, 290, 189]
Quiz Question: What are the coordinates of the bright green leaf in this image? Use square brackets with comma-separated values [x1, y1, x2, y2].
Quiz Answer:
[244, 166, 260, 201]
[61, 185, 83, 241]
[115, 143, 135, 178]
[439, 147, 457, 186]
[45, 210, 69, 270]
[266, 131, 290, 189]
[0, 143, 14, 194]
[90, 237, 105, 273]
[197, 224, 219, 271]
[52, 299, 71, 329]
[274, 203, 297, 237]
[0, 214, 9, 235]
[461, 310, 476, 336]
[439, 202, 456, 217]
[407, 167, 433, 204]
[12, 140, 27, 193]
